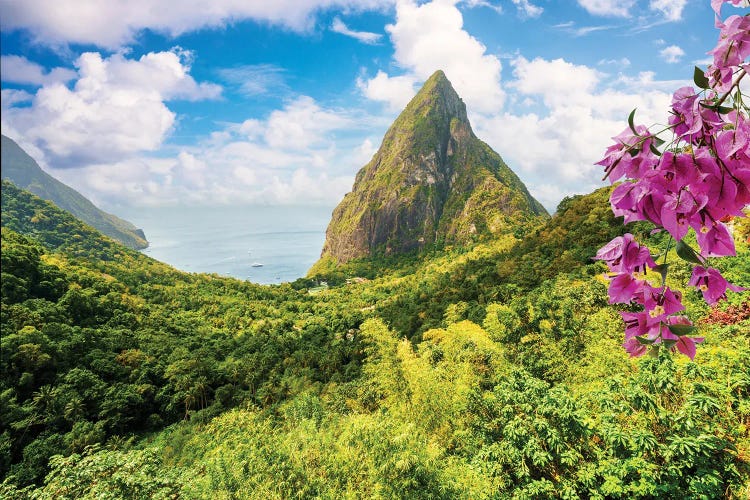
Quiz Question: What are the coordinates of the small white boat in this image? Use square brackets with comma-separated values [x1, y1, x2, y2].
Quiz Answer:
[251, 262, 263, 267]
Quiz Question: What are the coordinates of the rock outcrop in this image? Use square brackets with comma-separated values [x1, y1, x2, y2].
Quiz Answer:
[318, 70, 547, 264]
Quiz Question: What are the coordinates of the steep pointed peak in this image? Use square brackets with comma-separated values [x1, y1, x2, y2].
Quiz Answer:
[315, 67, 548, 267]
[409, 69, 463, 112]
[388, 69, 469, 139]
[422, 69, 451, 90]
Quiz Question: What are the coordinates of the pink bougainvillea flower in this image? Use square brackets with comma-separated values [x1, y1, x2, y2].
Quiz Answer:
[688, 266, 747, 304]
[642, 285, 685, 324]
[660, 189, 708, 241]
[669, 87, 703, 139]
[674, 335, 705, 360]
[693, 221, 736, 257]
[597, 125, 659, 182]
[607, 273, 644, 304]
[661, 317, 705, 361]
[621, 311, 653, 339]
[594, 233, 656, 274]
[599, 0, 748, 362]
[623, 337, 649, 358]
[658, 152, 705, 192]
[610, 182, 647, 224]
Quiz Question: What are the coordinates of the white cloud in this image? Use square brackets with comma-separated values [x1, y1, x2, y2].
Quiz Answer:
[354, 138, 378, 165]
[1, 88, 33, 106]
[353, 0, 685, 212]
[598, 57, 631, 67]
[577, 0, 688, 21]
[555, 22, 615, 36]
[1, 49, 221, 166]
[0, 0, 394, 49]
[461, 0, 503, 14]
[44, 95, 372, 207]
[659, 44, 685, 63]
[362, 0, 504, 114]
[331, 17, 383, 44]
[357, 70, 417, 110]
[577, 0, 636, 17]
[217, 64, 288, 97]
[649, 0, 687, 21]
[511, 0, 543, 18]
[511, 57, 601, 108]
[0, 55, 77, 86]
[472, 54, 674, 212]
[263, 96, 351, 150]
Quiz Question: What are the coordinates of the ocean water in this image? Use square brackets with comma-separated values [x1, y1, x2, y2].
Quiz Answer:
[116, 205, 333, 285]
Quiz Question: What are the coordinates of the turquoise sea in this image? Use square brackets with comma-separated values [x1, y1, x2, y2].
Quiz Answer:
[116, 205, 333, 285]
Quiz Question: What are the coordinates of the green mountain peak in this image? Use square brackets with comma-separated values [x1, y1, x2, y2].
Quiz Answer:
[0, 134, 148, 250]
[315, 70, 548, 266]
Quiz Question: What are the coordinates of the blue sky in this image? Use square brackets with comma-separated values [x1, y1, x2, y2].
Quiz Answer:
[0, 0, 743, 212]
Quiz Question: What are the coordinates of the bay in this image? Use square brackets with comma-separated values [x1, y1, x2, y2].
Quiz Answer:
[115, 205, 333, 285]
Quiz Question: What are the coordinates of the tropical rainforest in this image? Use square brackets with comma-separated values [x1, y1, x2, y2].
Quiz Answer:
[1, 177, 749, 499]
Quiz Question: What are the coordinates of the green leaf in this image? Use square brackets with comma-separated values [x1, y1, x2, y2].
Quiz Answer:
[628, 108, 638, 134]
[648, 345, 661, 358]
[649, 142, 662, 156]
[653, 136, 665, 147]
[700, 102, 735, 114]
[693, 66, 709, 89]
[662, 339, 677, 350]
[675, 240, 704, 265]
[668, 324, 697, 336]
[636, 336, 656, 345]
[652, 263, 669, 284]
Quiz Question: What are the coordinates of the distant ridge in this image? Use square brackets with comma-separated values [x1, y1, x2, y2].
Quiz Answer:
[1, 135, 148, 250]
[316, 70, 547, 266]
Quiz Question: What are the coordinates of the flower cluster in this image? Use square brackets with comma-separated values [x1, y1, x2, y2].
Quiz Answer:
[594, 235, 706, 359]
[596, 0, 749, 361]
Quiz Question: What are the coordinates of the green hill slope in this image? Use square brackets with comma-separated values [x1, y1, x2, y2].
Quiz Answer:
[1, 135, 148, 250]
[1, 182, 748, 498]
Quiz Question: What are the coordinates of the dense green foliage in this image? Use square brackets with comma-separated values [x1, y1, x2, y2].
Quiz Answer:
[1, 136, 148, 249]
[1, 181, 748, 498]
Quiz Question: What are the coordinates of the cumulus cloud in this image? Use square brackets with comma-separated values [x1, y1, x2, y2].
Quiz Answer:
[0, 55, 77, 86]
[357, 70, 417, 110]
[0, 0, 394, 49]
[46, 95, 373, 207]
[649, 0, 687, 21]
[511, 57, 601, 108]
[659, 44, 685, 63]
[361, 0, 504, 114]
[353, 0, 689, 211]
[1, 88, 33, 106]
[1, 49, 221, 166]
[472, 55, 675, 211]
[331, 17, 383, 44]
[263, 96, 351, 150]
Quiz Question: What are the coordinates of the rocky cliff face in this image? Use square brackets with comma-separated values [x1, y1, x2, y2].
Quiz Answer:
[319, 70, 547, 264]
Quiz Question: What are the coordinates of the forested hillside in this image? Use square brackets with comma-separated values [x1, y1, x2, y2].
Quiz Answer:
[1, 181, 748, 498]
[1, 136, 149, 250]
